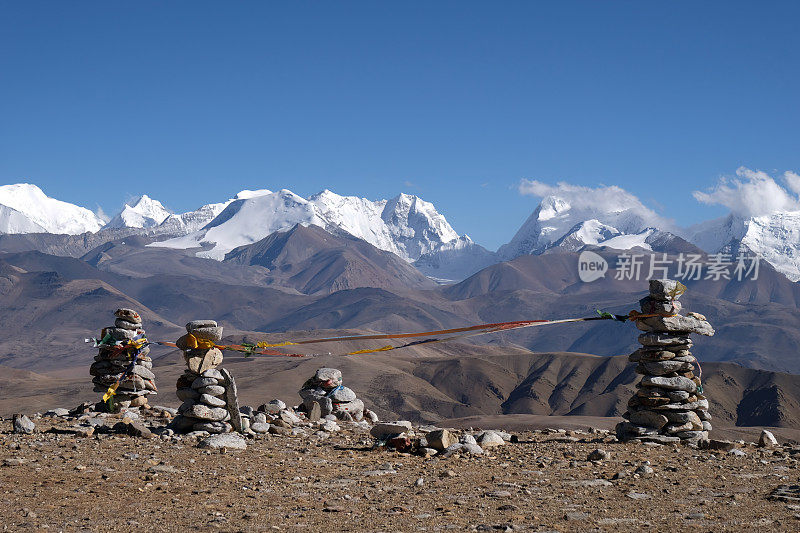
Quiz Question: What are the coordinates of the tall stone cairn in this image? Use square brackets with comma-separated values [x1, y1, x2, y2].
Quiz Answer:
[90, 308, 157, 411]
[170, 320, 241, 434]
[616, 279, 715, 445]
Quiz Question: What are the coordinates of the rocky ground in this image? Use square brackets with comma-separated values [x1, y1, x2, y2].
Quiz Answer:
[1, 411, 799, 532]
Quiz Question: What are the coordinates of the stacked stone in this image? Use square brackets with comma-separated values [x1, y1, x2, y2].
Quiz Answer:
[616, 279, 715, 445]
[170, 320, 241, 434]
[90, 308, 157, 411]
[298, 368, 378, 423]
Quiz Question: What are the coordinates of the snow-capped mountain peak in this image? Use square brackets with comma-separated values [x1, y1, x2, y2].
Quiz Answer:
[498, 192, 671, 259]
[689, 210, 800, 281]
[105, 194, 172, 229]
[0, 183, 104, 234]
[154, 188, 463, 262]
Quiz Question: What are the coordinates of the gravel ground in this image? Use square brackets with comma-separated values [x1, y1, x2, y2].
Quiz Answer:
[1, 415, 799, 532]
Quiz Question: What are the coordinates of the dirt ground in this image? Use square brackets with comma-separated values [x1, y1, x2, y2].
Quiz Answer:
[1, 415, 799, 532]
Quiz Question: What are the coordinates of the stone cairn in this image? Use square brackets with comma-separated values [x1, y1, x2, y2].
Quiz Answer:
[297, 367, 378, 423]
[616, 279, 714, 445]
[90, 308, 157, 411]
[170, 320, 242, 434]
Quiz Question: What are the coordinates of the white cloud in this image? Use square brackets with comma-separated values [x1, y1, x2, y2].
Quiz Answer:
[518, 179, 674, 231]
[783, 171, 800, 196]
[692, 167, 800, 218]
[94, 205, 110, 223]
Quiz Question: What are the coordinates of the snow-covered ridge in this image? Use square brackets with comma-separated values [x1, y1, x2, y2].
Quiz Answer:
[688, 211, 800, 281]
[104, 195, 172, 229]
[0, 184, 104, 234]
[154, 189, 461, 261]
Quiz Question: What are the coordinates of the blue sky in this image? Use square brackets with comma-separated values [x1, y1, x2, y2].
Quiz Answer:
[1, 2, 799, 249]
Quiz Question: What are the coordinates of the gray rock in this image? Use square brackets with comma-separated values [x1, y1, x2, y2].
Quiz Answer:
[200, 368, 224, 380]
[190, 326, 223, 343]
[674, 430, 709, 441]
[251, 422, 270, 434]
[268, 399, 286, 409]
[370, 420, 412, 439]
[333, 398, 365, 421]
[114, 318, 141, 330]
[107, 327, 139, 341]
[185, 404, 228, 421]
[279, 409, 302, 426]
[198, 385, 225, 396]
[638, 435, 681, 444]
[253, 412, 268, 425]
[728, 448, 747, 457]
[638, 333, 692, 347]
[193, 421, 231, 434]
[44, 408, 70, 417]
[239, 405, 254, 418]
[314, 368, 342, 384]
[114, 308, 142, 323]
[568, 479, 613, 487]
[329, 386, 357, 402]
[426, 429, 455, 452]
[131, 365, 156, 380]
[462, 443, 484, 454]
[664, 410, 702, 426]
[652, 399, 708, 411]
[461, 433, 478, 446]
[649, 279, 684, 301]
[191, 377, 220, 389]
[221, 368, 242, 433]
[177, 399, 196, 414]
[641, 315, 715, 336]
[12, 414, 35, 434]
[364, 409, 379, 423]
[702, 421, 713, 431]
[197, 433, 247, 450]
[639, 295, 682, 314]
[641, 375, 697, 393]
[638, 360, 692, 376]
[634, 464, 654, 476]
[185, 319, 217, 332]
[320, 420, 340, 432]
[616, 422, 659, 439]
[587, 449, 610, 461]
[477, 431, 505, 448]
[668, 390, 692, 402]
[759, 430, 779, 448]
[199, 394, 226, 407]
[176, 387, 199, 401]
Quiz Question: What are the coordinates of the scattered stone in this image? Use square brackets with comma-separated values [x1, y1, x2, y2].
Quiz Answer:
[370, 421, 412, 439]
[197, 433, 247, 450]
[12, 414, 35, 434]
[587, 448, 610, 461]
[426, 429, 455, 451]
[759, 430, 779, 448]
[477, 431, 506, 448]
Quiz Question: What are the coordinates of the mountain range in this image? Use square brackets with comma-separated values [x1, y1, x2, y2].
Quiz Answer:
[4, 181, 800, 282]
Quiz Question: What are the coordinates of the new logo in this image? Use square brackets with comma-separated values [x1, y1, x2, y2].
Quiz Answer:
[578, 251, 608, 282]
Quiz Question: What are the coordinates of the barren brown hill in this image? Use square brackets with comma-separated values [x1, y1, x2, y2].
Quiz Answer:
[224, 224, 436, 294]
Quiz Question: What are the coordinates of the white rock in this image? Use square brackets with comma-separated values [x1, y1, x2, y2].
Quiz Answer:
[759, 430, 779, 448]
[197, 433, 247, 450]
[478, 431, 506, 448]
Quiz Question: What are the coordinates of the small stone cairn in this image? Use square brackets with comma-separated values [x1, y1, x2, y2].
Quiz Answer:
[170, 320, 242, 434]
[90, 308, 157, 411]
[616, 279, 714, 445]
[297, 367, 378, 423]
